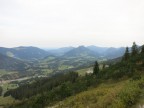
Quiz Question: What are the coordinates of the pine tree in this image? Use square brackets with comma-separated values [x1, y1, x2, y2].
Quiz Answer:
[131, 42, 138, 56]
[141, 45, 144, 54]
[122, 47, 129, 61]
[93, 61, 99, 75]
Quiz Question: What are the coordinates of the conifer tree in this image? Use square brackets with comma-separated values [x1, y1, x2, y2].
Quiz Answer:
[122, 47, 129, 61]
[93, 61, 99, 75]
[131, 42, 138, 56]
[141, 45, 144, 54]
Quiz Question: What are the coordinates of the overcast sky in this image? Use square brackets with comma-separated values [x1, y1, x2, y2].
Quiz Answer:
[0, 0, 144, 48]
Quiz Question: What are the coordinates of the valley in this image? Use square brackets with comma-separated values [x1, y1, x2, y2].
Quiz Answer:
[1, 0, 144, 107]
[0, 42, 143, 108]
[0, 45, 124, 79]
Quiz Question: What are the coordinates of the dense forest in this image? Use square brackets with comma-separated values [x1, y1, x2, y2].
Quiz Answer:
[3, 42, 144, 108]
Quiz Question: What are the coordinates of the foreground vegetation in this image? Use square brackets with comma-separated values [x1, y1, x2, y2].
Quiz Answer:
[55, 76, 144, 108]
[2, 42, 144, 108]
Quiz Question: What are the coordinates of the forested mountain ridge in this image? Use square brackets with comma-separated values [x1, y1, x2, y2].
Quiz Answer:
[0, 53, 28, 71]
[0, 45, 126, 61]
[0, 46, 50, 60]
[87, 45, 125, 59]
[46, 45, 126, 59]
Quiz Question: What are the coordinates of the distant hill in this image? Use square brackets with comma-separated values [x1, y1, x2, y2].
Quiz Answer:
[103, 47, 125, 59]
[45, 45, 125, 59]
[87, 45, 108, 54]
[87, 45, 125, 59]
[63, 46, 98, 58]
[0, 46, 50, 60]
[47, 47, 74, 56]
[0, 53, 28, 71]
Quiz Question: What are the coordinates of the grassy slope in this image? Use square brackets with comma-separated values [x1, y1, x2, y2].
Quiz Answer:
[132, 88, 144, 108]
[50, 75, 144, 108]
[0, 96, 19, 107]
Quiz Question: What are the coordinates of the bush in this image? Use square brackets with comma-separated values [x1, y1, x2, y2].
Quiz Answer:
[111, 79, 144, 108]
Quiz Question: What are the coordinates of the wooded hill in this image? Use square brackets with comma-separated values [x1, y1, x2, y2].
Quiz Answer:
[3, 42, 144, 108]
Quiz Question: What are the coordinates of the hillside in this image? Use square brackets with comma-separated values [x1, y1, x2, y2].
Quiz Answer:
[0, 46, 50, 60]
[46, 45, 125, 59]
[63, 46, 98, 58]
[35, 46, 99, 74]
[103, 47, 125, 59]
[87, 45, 125, 59]
[3, 43, 144, 108]
[87, 45, 108, 54]
[47, 47, 74, 56]
[0, 53, 28, 71]
[53, 77, 144, 108]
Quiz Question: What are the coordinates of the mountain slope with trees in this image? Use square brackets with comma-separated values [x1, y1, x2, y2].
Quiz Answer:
[0, 46, 50, 60]
[3, 42, 144, 108]
[0, 53, 28, 71]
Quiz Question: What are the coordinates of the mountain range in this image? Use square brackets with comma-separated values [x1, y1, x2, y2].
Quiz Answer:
[0, 45, 126, 60]
[0, 45, 126, 72]
[0, 46, 50, 60]
[47, 45, 125, 59]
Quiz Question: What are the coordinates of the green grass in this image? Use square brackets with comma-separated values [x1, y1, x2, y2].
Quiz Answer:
[0, 96, 19, 107]
[53, 80, 126, 108]
[131, 84, 144, 108]
[50, 76, 144, 108]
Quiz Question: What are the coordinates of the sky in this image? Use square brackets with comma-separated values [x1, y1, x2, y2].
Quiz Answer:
[0, 0, 144, 48]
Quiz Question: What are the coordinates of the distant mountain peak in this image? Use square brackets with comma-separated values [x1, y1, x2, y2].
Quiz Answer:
[63, 46, 98, 58]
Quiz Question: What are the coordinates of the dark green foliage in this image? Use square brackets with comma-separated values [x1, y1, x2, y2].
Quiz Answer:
[93, 61, 99, 76]
[98, 42, 144, 80]
[131, 42, 138, 56]
[0, 86, 2, 96]
[122, 47, 129, 61]
[117, 80, 141, 107]
[4, 72, 79, 99]
[141, 45, 144, 54]
[7, 72, 99, 108]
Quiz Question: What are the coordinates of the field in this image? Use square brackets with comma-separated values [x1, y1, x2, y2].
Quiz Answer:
[76, 67, 93, 76]
[0, 70, 18, 76]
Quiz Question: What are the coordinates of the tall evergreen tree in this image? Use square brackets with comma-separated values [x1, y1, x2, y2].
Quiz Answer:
[122, 47, 129, 61]
[0, 86, 2, 96]
[93, 61, 99, 75]
[131, 42, 138, 56]
[141, 45, 144, 54]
